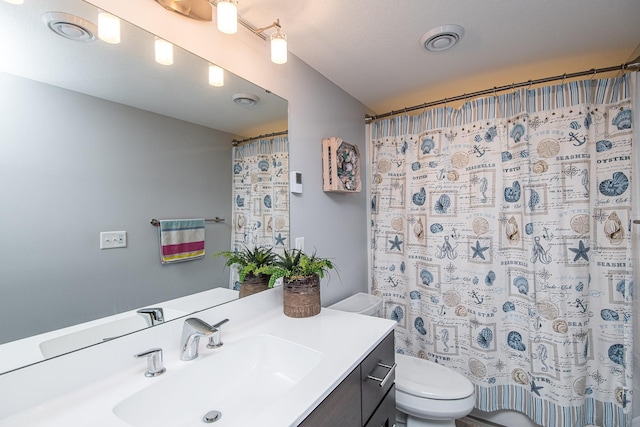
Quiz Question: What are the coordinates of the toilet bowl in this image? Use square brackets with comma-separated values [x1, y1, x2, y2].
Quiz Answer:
[329, 293, 476, 427]
[395, 353, 475, 427]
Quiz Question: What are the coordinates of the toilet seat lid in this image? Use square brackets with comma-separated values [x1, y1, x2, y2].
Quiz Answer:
[395, 354, 474, 400]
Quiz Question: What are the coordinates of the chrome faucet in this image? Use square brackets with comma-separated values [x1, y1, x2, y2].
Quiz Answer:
[137, 307, 165, 326]
[180, 318, 229, 361]
[134, 348, 166, 377]
[206, 318, 230, 349]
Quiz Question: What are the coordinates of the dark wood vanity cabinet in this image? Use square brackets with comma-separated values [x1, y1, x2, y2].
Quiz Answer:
[361, 332, 395, 425]
[364, 384, 396, 427]
[299, 332, 395, 427]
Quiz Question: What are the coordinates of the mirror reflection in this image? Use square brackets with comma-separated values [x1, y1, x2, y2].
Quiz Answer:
[0, 0, 288, 373]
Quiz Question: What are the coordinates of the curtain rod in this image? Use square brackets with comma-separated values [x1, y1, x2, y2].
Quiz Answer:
[232, 130, 288, 146]
[365, 61, 640, 123]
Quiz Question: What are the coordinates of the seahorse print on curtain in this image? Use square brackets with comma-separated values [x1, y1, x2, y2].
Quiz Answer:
[370, 75, 634, 427]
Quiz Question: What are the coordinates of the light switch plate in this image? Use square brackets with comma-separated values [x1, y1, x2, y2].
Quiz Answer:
[100, 231, 127, 249]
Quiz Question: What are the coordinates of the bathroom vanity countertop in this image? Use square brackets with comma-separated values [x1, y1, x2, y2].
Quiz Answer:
[0, 304, 396, 427]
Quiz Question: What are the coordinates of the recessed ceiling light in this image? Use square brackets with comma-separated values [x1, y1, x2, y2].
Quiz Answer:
[420, 24, 464, 52]
[42, 12, 97, 42]
[232, 93, 260, 106]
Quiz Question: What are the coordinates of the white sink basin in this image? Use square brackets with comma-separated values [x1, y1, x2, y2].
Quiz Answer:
[113, 334, 323, 426]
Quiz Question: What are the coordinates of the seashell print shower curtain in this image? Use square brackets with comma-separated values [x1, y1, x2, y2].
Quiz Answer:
[230, 137, 289, 288]
[369, 74, 634, 427]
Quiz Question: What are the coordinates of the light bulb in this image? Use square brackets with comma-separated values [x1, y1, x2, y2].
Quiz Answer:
[98, 12, 120, 44]
[208, 64, 224, 87]
[270, 29, 287, 65]
[217, 0, 237, 35]
[154, 38, 173, 65]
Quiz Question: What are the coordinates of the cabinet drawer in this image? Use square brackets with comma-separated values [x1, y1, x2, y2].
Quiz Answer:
[361, 332, 395, 425]
[364, 385, 395, 427]
[298, 368, 361, 427]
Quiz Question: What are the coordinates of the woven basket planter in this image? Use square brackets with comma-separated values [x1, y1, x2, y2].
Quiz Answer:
[239, 273, 270, 298]
[283, 274, 321, 318]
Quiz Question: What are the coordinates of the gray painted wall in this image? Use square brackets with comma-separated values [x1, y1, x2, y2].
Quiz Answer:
[287, 64, 370, 307]
[0, 73, 233, 343]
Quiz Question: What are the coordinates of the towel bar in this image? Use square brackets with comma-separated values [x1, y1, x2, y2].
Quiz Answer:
[150, 218, 225, 226]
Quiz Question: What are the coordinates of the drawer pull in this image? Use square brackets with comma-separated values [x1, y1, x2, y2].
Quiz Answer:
[367, 362, 396, 388]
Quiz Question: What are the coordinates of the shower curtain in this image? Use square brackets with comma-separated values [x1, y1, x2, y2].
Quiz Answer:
[632, 72, 640, 425]
[230, 136, 289, 289]
[369, 75, 634, 427]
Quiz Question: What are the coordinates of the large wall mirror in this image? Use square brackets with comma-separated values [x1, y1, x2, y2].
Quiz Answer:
[0, 0, 288, 373]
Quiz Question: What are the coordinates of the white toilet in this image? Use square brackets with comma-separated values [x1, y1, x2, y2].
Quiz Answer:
[329, 293, 476, 427]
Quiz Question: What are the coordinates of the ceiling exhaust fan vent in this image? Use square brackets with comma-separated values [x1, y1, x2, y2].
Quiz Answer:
[42, 12, 97, 42]
[232, 93, 260, 106]
[420, 24, 465, 52]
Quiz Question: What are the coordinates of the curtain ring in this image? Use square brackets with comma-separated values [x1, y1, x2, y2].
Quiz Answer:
[493, 87, 498, 98]
[511, 83, 515, 94]
[463, 93, 468, 104]
[444, 97, 448, 109]
[526, 80, 533, 91]
[590, 68, 597, 80]
[561, 73, 567, 86]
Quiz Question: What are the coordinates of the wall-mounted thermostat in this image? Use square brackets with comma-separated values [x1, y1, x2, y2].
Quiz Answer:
[290, 171, 303, 193]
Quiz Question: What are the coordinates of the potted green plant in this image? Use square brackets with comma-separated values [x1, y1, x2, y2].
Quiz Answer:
[213, 245, 276, 298]
[262, 248, 335, 318]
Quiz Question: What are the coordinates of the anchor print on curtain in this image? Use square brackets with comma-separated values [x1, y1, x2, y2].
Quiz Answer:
[370, 75, 633, 427]
[230, 136, 289, 289]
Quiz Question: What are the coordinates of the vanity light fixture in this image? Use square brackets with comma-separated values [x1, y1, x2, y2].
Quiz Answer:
[154, 37, 174, 65]
[208, 64, 224, 87]
[154, 0, 288, 65]
[216, 0, 237, 34]
[270, 26, 287, 65]
[255, 19, 287, 65]
[98, 12, 120, 44]
[154, 0, 212, 21]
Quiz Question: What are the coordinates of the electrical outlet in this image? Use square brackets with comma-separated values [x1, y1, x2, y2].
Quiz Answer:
[295, 237, 304, 251]
[100, 231, 127, 249]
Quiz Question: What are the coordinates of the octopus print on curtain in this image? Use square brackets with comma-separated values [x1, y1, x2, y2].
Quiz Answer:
[230, 136, 289, 288]
[370, 75, 634, 427]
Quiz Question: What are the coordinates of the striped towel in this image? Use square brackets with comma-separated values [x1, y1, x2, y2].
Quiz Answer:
[158, 219, 205, 264]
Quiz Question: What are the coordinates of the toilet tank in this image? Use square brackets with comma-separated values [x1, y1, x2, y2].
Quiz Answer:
[328, 293, 383, 317]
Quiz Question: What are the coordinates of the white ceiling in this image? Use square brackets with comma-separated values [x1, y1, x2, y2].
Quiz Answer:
[239, 0, 640, 114]
[3, 0, 639, 125]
